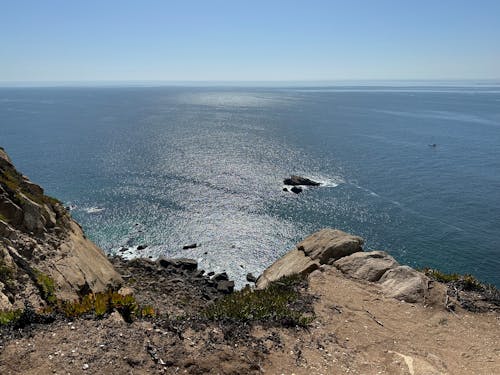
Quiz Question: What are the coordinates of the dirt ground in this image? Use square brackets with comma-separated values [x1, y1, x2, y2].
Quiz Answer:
[0, 264, 498, 375]
[263, 267, 500, 375]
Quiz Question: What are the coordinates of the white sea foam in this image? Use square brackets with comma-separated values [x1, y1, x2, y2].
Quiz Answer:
[83, 207, 105, 214]
[307, 175, 344, 188]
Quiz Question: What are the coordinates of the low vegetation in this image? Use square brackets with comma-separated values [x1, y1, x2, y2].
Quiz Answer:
[422, 267, 500, 311]
[54, 291, 155, 322]
[0, 309, 22, 325]
[35, 271, 57, 304]
[203, 274, 314, 327]
[421, 268, 482, 290]
[0, 291, 156, 327]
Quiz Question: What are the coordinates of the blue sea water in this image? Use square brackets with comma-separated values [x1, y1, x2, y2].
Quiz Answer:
[1, 85, 499, 287]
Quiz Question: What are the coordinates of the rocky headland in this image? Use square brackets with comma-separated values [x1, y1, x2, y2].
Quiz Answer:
[0, 148, 499, 374]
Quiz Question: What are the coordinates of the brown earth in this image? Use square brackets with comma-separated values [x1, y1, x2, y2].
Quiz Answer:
[0, 262, 498, 375]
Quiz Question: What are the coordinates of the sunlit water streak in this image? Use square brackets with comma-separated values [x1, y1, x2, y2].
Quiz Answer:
[1, 86, 499, 287]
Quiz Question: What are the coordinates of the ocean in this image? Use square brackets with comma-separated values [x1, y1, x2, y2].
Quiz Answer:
[1, 85, 499, 287]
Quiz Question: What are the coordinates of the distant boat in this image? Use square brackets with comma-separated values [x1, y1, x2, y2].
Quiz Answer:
[429, 143, 437, 147]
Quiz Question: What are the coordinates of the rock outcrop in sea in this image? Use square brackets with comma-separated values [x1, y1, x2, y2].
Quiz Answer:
[0, 147, 122, 311]
[283, 175, 321, 186]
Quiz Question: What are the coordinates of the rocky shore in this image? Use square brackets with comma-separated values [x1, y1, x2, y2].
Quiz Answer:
[1, 148, 499, 374]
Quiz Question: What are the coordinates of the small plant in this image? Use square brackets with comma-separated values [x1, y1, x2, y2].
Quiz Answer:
[203, 273, 314, 327]
[0, 258, 14, 283]
[139, 305, 156, 318]
[35, 271, 57, 304]
[0, 309, 22, 325]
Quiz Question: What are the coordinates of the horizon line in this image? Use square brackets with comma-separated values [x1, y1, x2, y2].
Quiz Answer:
[1, 78, 500, 88]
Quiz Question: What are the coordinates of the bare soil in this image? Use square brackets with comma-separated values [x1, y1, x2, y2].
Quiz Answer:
[1, 261, 498, 375]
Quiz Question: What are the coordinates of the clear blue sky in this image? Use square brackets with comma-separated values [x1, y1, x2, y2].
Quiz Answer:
[1, 0, 499, 82]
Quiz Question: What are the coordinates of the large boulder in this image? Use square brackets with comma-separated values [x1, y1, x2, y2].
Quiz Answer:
[379, 266, 430, 303]
[256, 248, 320, 289]
[334, 251, 399, 282]
[0, 197, 23, 226]
[256, 229, 363, 289]
[298, 229, 363, 264]
[48, 221, 123, 301]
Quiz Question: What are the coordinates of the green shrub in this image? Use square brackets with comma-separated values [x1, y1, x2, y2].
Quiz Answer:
[0, 309, 22, 325]
[35, 271, 57, 304]
[203, 274, 314, 327]
[422, 268, 482, 290]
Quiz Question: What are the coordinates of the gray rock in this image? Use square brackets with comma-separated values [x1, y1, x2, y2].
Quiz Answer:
[290, 186, 303, 194]
[20, 195, 47, 234]
[334, 251, 399, 282]
[212, 272, 229, 281]
[246, 273, 257, 283]
[158, 257, 198, 271]
[379, 266, 430, 303]
[216, 280, 234, 294]
[182, 243, 198, 249]
[283, 175, 321, 186]
[0, 198, 23, 226]
[298, 228, 364, 264]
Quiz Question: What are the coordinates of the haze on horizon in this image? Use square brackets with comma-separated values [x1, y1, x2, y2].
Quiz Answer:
[1, 0, 499, 83]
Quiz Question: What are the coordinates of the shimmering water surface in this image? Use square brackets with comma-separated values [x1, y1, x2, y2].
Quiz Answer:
[1, 86, 499, 287]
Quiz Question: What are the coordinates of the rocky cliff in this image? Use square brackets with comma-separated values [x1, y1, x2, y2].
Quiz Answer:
[0, 147, 122, 311]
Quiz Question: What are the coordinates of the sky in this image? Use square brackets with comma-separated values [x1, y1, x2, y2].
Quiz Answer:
[1, 0, 499, 83]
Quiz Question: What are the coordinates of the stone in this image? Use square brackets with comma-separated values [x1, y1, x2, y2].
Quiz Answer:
[137, 244, 148, 250]
[182, 243, 198, 249]
[283, 175, 321, 186]
[118, 286, 134, 296]
[158, 257, 198, 271]
[212, 272, 229, 281]
[379, 266, 430, 303]
[216, 280, 235, 294]
[256, 249, 320, 289]
[0, 198, 23, 226]
[108, 310, 125, 324]
[334, 251, 399, 282]
[19, 195, 47, 234]
[246, 273, 257, 283]
[290, 186, 303, 194]
[298, 228, 364, 264]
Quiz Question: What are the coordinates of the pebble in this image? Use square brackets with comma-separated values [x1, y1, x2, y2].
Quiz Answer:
[82, 363, 89, 370]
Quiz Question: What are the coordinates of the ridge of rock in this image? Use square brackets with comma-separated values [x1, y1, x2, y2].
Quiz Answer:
[257, 228, 432, 303]
[0, 147, 122, 311]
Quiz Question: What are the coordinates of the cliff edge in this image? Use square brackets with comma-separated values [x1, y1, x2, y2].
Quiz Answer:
[0, 147, 122, 311]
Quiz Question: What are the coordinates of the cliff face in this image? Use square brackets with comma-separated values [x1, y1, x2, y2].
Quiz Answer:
[0, 147, 122, 311]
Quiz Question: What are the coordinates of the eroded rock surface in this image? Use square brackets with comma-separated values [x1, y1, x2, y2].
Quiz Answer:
[0, 147, 122, 310]
[256, 229, 362, 289]
[379, 265, 430, 303]
[297, 228, 364, 263]
[334, 250, 399, 281]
